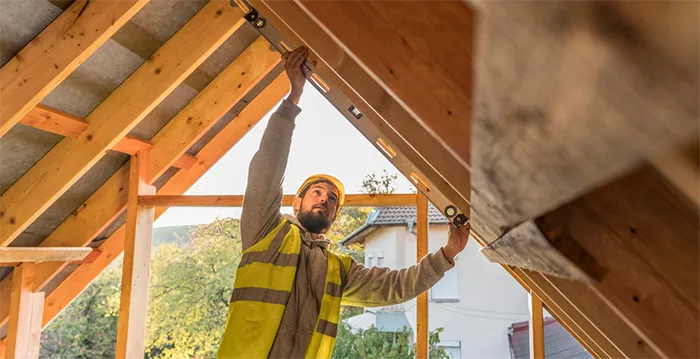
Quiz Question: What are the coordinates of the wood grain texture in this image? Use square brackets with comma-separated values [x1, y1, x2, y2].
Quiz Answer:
[469, 1, 699, 243]
[0, 1, 245, 247]
[533, 166, 699, 358]
[254, 0, 471, 217]
[415, 193, 428, 359]
[19, 105, 88, 138]
[0, 0, 149, 137]
[0, 248, 92, 263]
[115, 152, 155, 359]
[5, 264, 43, 359]
[37, 73, 288, 332]
[295, 0, 473, 170]
[529, 292, 544, 359]
[137, 194, 417, 207]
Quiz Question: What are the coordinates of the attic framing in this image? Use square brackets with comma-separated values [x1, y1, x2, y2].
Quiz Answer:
[0, 1, 697, 358]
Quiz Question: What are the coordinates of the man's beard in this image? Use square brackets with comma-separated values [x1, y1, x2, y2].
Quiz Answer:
[298, 208, 331, 234]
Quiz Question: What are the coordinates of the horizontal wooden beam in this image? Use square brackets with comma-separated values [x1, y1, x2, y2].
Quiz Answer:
[19, 106, 198, 169]
[19, 105, 88, 138]
[0, 248, 92, 264]
[137, 193, 418, 207]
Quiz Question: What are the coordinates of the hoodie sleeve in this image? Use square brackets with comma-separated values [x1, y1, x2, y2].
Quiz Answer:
[340, 248, 455, 307]
[240, 99, 301, 250]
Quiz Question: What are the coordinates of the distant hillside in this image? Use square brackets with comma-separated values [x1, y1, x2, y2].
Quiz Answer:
[152, 224, 198, 247]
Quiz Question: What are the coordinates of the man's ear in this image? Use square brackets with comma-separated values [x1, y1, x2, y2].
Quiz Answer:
[293, 196, 302, 213]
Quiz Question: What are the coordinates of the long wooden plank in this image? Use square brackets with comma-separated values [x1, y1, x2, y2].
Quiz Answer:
[533, 167, 699, 358]
[294, 0, 473, 169]
[468, 1, 699, 243]
[253, 0, 471, 218]
[5, 264, 43, 359]
[137, 194, 417, 207]
[415, 193, 428, 359]
[146, 36, 280, 182]
[116, 151, 155, 359]
[0, 0, 149, 137]
[38, 73, 289, 331]
[0, 248, 92, 263]
[0, 35, 280, 328]
[19, 106, 198, 168]
[530, 291, 544, 359]
[0, 0, 246, 247]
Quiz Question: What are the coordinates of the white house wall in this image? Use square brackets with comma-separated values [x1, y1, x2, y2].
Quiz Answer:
[363, 225, 530, 359]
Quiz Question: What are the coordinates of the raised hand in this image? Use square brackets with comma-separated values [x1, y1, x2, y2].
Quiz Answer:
[442, 221, 470, 264]
[282, 46, 309, 105]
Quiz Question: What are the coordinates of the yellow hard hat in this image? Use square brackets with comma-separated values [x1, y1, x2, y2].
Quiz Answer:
[295, 174, 345, 217]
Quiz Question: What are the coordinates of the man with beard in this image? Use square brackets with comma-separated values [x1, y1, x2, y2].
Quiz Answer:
[217, 46, 470, 359]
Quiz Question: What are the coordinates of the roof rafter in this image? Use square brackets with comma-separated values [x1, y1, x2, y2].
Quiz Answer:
[251, 0, 471, 220]
[37, 73, 290, 333]
[0, 0, 149, 137]
[0, 35, 281, 328]
[0, 0, 247, 247]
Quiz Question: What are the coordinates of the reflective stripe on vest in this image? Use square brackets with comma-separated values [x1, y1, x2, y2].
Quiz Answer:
[217, 219, 353, 359]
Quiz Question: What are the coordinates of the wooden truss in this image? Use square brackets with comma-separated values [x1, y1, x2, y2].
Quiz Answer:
[1, 1, 698, 358]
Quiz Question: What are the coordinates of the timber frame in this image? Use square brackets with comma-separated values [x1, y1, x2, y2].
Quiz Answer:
[0, 1, 698, 358]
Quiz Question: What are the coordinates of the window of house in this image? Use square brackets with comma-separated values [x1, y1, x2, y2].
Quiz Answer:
[440, 340, 461, 359]
[366, 252, 375, 267]
[430, 258, 459, 301]
[376, 251, 384, 267]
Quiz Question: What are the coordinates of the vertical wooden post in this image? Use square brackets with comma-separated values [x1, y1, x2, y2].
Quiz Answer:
[116, 151, 156, 359]
[6, 263, 44, 359]
[416, 193, 429, 359]
[530, 290, 545, 359]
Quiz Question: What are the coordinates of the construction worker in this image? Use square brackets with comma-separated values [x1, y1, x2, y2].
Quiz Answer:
[217, 46, 470, 359]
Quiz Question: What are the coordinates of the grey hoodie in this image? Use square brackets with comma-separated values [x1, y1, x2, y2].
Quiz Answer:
[239, 99, 454, 358]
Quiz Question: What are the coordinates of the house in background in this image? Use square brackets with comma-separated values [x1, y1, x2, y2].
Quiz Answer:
[341, 206, 532, 359]
[508, 318, 593, 359]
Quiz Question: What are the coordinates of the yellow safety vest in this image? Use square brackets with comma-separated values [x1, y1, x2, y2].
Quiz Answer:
[217, 219, 352, 359]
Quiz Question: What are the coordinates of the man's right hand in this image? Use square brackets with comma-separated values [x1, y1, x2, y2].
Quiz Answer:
[283, 46, 308, 105]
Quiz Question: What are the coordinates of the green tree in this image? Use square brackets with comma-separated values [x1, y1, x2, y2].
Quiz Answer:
[40, 264, 122, 359]
[332, 321, 449, 359]
[145, 217, 242, 359]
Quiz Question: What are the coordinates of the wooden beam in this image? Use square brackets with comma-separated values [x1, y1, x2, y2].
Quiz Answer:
[6, 264, 43, 359]
[0, 1, 246, 247]
[488, 166, 698, 358]
[146, 36, 280, 182]
[37, 73, 289, 332]
[137, 193, 417, 207]
[0, 248, 92, 263]
[253, 0, 471, 219]
[18, 106, 198, 168]
[650, 144, 700, 206]
[415, 193, 428, 359]
[468, 1, 699, 243]
[0, 47, 281, 327]
[19, 105, 88, 138]
[472, 232, 645, 359]
[0, 0, 148, 137]
[294, 0, 473, 169]
[116, 151, 155, 359]
[529, 291, 545, 359]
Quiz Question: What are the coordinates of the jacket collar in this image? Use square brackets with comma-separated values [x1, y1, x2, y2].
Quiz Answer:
[283, 214, 331, 248]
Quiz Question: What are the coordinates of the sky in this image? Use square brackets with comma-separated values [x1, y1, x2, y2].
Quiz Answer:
[154, 82, 414, 228]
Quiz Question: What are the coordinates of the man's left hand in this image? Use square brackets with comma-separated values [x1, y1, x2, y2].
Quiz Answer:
[442, 222, 470, 264]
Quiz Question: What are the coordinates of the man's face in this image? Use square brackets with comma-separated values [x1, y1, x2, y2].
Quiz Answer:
[295, 182, 339, 234]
